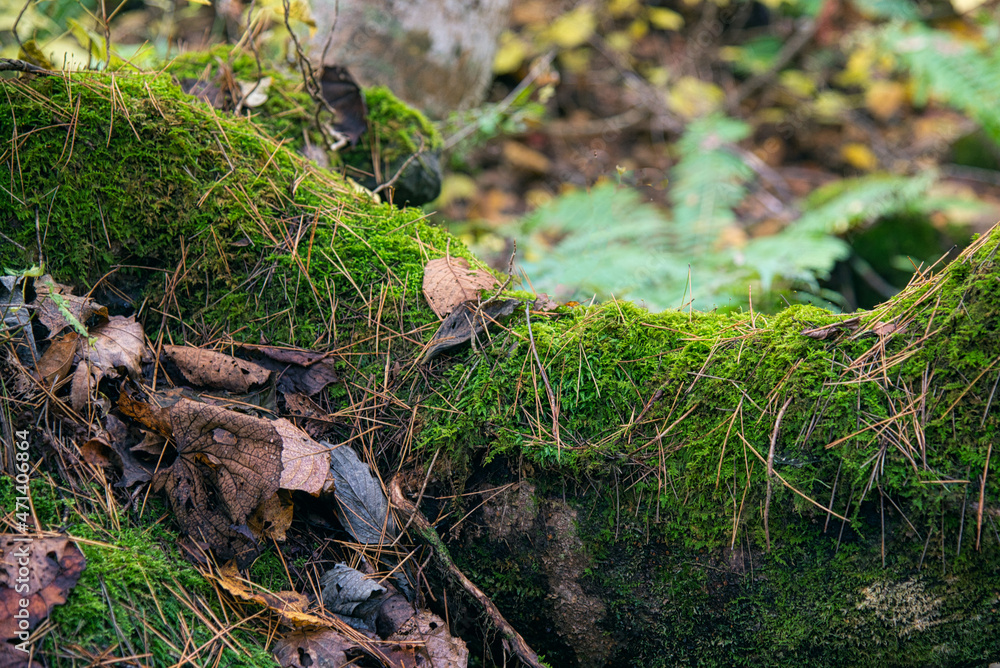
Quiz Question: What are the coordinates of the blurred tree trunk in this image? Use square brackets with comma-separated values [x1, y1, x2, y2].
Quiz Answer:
[310, 0, 511, 118]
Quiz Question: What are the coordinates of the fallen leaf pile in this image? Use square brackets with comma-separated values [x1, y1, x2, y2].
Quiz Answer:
[0, 272, 474, 666]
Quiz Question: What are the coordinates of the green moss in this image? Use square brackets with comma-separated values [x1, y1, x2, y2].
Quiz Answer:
[360, 86, 442, 160]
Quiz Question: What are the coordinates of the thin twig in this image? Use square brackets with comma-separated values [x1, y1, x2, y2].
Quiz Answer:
[764, 396, 794, 551]
[11, 0, 30, 49]
[0, 58, 53, 75]
[372, 136, 427, 197]
[388, 477, 545, 668]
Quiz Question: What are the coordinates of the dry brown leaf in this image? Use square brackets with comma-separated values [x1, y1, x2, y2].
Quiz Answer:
[422, 257, 498, 319]
[283, 393, 332, 439]
[36, 332, 79, 386]
[70, 361, 98, 412]
[532, 294, 559, 312]
[32, 277, 106, 338]
[0, 536, 86, 652]
[800, 316, 861, 340]
[131, 430, 167, 457]
[82, 316, 145, 379]
[81, 429, 154, 488]
[248, 491, 294, 542]
[388, 609, 469, 668]
[154, 399, 283, 566]
[239, 344, 340, 396]
[502, 140, 551, 174]
[273, 629, 356, 667]
[873, 321, 907, 337]
[282, 392, 325, 419]
[274, 418, 332, 495]
[213, 563, 329, 627]
[162, 345, 271, 392]
[118, 386, 173, 437]
[80, 434, 114, 468]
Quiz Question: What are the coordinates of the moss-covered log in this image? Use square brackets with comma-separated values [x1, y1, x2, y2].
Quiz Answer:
[2, 71, 999, 667]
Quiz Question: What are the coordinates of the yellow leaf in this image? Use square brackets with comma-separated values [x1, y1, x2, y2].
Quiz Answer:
[865, 80, 906, 120]
[718, 46, 742, 63]
[546, 5, 596, 49]
[647, 7, 684, 30]
[606, 31, 633, 53]
[494, 33, 527, 74]
[188, 0, 212, 5]
[628, 18, 649, 40]
[812, 91, 849, 122]
[608, 0, 640, 17]
[434, 174, 478, 208]
[841, 143, 879, 171]
[835, 45, 875, 87]
[779, 70, 816, 98]
[643, 65, 669, 87]
[667, 77, 725, 119]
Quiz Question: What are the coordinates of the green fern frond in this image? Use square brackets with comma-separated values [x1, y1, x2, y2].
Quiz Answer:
[670, 115, 754, 254]
[795, 172, 936, 235]
[883, 24, 1000, 143]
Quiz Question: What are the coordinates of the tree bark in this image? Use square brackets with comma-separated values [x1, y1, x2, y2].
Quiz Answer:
[1, 71, 999, 667]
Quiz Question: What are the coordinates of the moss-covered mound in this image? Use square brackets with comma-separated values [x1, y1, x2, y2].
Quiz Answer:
[2, 69, 999, 667]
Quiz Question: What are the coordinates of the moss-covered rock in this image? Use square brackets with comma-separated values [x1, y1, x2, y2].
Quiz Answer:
[2, 70, 999, 666]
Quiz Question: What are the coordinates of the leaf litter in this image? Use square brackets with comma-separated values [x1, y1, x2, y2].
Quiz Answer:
[2, 259, 485, 668]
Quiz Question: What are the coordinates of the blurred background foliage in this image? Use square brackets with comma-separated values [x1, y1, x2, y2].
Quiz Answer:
[3, 0, 1000, 313]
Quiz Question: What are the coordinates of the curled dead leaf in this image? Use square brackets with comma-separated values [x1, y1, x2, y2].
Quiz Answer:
[118, 385, 173, 437]
[424, 299, 519, 361]
[82, 315, 145, 379]
[238, 344, 340, 396]
[320, 65, 367, 147]
[212, 563, 329, 628]
[162, 345, 271, 393]
[36, 332, 78, 386]
[422, 257, 499, 320]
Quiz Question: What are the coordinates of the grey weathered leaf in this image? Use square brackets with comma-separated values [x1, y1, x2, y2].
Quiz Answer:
[326, 442, 398, 545]
[319, 562, 385, 632]
[0, 275, 37, 364]
[424, 299, 518, 361]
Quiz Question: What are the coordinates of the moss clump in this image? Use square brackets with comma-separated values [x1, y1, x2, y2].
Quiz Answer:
[359, 85, 442, 160]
